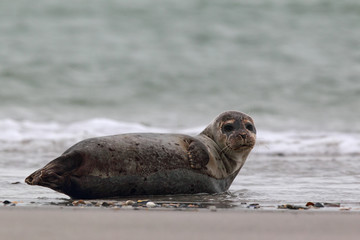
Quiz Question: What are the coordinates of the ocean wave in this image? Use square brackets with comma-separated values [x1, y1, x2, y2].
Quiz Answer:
[255, 130, 360, 156]
[0, 118, 170, 142]
[1, 119, 359, 158]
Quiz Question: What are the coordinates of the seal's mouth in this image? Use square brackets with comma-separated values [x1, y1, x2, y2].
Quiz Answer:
[231, 144, 254, 151]
[221, 143, 254, 155]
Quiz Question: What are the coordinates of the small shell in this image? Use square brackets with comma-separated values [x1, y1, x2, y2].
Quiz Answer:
[125, 200, 135, 206]
[339, 207, 351, 211]
[146, 202, 156, 208]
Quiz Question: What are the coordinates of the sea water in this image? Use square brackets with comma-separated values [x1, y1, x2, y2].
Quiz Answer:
[0, 0, 359, 208]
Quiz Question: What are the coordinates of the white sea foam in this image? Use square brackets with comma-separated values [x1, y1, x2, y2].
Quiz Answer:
[1, 119, 359, 158]
[255, 131, 360, 156]
[0, 118, 167, 142]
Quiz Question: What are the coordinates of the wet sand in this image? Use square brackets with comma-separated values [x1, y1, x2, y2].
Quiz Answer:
[1, 207, 360, 240]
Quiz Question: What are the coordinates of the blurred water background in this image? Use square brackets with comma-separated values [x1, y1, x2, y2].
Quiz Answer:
[1, 0, 359, 208]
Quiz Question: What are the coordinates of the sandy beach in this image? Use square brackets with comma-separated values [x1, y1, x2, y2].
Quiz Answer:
[1, 207, 360, 240]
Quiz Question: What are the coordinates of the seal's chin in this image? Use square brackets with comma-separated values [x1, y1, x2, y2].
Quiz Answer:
[221, 143, 253, 160]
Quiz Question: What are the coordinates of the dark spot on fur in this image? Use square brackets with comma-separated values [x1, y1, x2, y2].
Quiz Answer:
[174, 143, 180, 146]
[143, 177, 147, 182]
[108, 148, 115, 151]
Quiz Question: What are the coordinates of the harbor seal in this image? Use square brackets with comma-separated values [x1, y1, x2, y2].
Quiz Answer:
[25, 111, 256, 199]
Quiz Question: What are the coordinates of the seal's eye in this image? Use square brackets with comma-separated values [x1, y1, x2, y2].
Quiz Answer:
[245, 123, 255, 133]
[223, 124, 234, 133]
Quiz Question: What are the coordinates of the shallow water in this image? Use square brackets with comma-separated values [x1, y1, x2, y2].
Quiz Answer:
[1, 121, 359, 210]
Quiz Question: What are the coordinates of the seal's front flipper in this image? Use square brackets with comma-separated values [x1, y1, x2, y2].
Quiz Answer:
[187, 141, 209, 169]
[25, 151, 83, 192]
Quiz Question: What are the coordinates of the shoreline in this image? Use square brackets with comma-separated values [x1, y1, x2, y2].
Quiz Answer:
[2, 198, 360, 212]
[1, 206, 360, 240]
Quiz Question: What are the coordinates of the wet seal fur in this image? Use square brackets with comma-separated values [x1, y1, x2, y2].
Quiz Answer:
[25, 111, 256, 199]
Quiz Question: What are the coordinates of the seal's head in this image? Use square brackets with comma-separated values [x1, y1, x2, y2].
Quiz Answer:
[201, 111, 256, 161]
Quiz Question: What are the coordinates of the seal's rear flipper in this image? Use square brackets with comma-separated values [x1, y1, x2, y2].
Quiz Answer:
[25, 151, 83, 192]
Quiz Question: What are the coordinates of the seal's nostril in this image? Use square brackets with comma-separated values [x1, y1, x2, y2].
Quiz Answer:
[239, 133, 247, 139]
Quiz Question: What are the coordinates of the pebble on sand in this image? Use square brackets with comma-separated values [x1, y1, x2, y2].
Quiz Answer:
[146, 202, 156, 208]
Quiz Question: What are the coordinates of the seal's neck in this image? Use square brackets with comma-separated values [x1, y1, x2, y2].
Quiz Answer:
[220, 150, 249, 175]
[197, 133, 246, 176]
